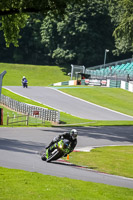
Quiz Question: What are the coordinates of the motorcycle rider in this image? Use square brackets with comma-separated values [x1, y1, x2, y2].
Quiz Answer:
[46, 129, 78, 157]
[22, 76, 28, 88]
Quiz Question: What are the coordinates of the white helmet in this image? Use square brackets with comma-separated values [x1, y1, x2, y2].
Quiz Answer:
[70, 129, 78, 140]
[23, 76, 25, 78]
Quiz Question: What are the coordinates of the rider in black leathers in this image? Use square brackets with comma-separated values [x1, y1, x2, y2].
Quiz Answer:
[46, 129, 78, 156]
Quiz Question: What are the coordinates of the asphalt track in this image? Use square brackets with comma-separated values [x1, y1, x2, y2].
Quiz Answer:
[1, 86, 133, 188]
[4, 86, 133, 120]
[0, 127, 133, 188]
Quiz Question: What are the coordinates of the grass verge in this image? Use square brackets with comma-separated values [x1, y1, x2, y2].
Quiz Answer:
[0, 104, 51, 127]
[66, 146, 133, 178]
[1, 88, 91, 126]
[0, 167, 133, 200]
[60, 87, 133, 117]
[1, 87, 133, 126]
[0, 63, 69, 86]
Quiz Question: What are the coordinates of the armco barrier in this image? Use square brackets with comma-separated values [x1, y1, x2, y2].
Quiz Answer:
[0, 94, 60, 123]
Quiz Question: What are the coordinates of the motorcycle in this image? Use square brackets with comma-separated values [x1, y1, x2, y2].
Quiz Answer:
[41, 139, 71, 162]
[22, 80, 28, 88]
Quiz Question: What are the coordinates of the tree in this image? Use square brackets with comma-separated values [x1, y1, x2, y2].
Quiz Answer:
[41, 0, 114, 66]
[108, 0, 133, 55]
[0, 14, 52, 65]
[0, 0, 80, 47]
[12, 15, 48, 64]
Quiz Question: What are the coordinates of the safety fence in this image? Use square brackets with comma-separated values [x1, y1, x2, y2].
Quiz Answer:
[0, 94, 60, 123]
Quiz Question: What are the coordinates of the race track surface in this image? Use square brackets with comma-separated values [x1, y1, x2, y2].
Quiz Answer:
[4, 86, 133, 120]
[0, 127, 133, 188]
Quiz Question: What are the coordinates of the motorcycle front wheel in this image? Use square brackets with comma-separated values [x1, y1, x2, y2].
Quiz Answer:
[46, 150, 61, 162]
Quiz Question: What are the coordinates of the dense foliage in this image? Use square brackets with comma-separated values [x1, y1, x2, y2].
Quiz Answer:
[0, 0, 79, 46]
[41, 1, 114, 66]
[109, 0, 133, 55]
[0, 0, 132, 67]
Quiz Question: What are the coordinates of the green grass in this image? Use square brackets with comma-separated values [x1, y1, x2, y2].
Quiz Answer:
[1, 88, 91, 126]
[2, 87, 133, 126]
[1, 63, 133, 126]
[60, 87, 133, 116]
[0, 104, 51, 127]
[1, 103, 91, 127]
[3, 86, 133, 117]
[1, 63, 133, 197]
[2, 87, 51, 109]
[67, 146, 133, 178]
[0, 167, 133, 200]
[0, 63, 69, 86]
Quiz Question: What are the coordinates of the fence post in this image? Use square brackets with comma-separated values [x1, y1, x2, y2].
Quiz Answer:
[26, 113, 29, 126]
[0, 108, 3, 125]
[7, 114, 9, 125]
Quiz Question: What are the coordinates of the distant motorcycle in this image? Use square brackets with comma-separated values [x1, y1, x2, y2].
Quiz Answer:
[41, 139, 71, 162]
[22, 79, 28, 88]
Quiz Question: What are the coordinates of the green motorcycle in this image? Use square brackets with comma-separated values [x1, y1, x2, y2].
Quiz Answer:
[41, 139, 71, 162]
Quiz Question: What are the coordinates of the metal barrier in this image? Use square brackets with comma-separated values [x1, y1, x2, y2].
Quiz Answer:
[0, 94, 60, 123]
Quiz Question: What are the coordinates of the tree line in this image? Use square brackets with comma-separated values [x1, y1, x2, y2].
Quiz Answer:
[0, 0, 132, 68]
